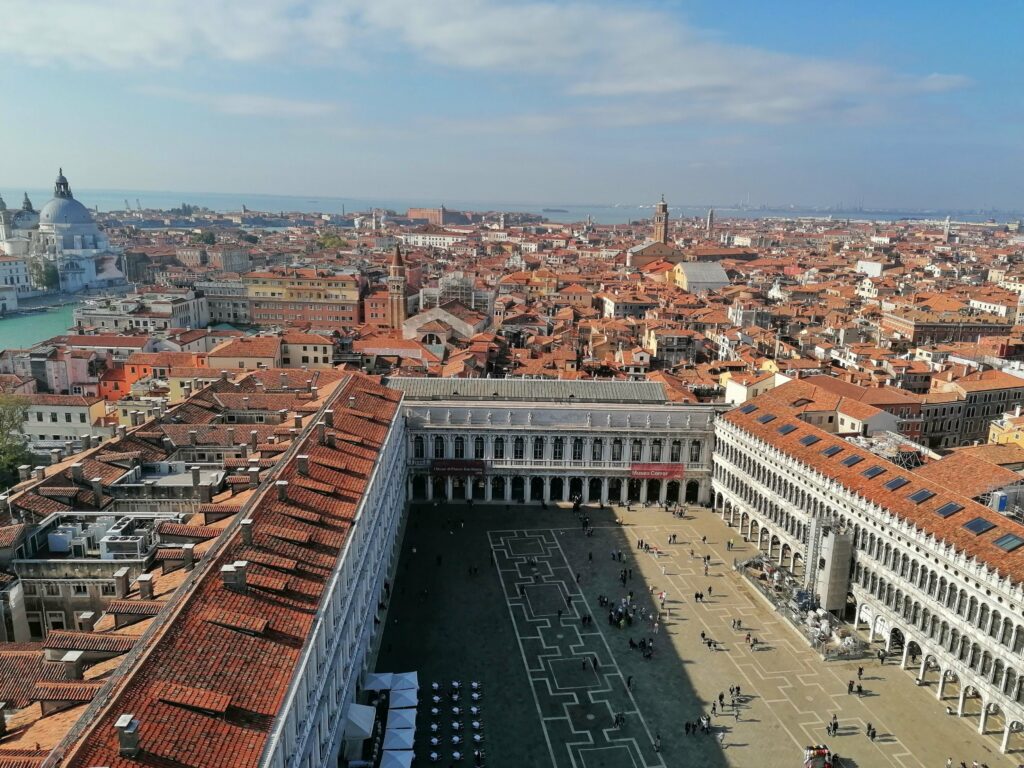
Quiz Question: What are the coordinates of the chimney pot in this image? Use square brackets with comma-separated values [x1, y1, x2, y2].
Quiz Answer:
[190, 466, 201, 486]
[182, 543, 196, 571]
[250, 430, 259, 450]
[49, 448, 62, 465]
[34, 466, 46, 481]
[226, 426, 236, 445]
[316, 421, 327, 445]
[114, 713, 141, 758]
[90, 477, 103, 503]
[294, 414, 303, 428]
[61, 650, 85, 680]
[324, 409, 334, 427]
[276, 480, 289, 501]
[113, 567, 131, 599]
[188, 429, 198, 445]
[71, 462, 85, 482]
[240, 518, 254, 546]
[220, 370, 229, 381]
[18, 465, 31, 482]
[117, 424, 127, 439]
[297, 455, 309, 475]
[76, 611, 97, 632]
[136, 573, 154, 601]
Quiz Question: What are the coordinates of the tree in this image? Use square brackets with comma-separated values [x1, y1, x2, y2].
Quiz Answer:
[28, 260, 60, 290]
[241, 233, 259, 244]
[0, 395, 32, 491]
[316, 233, 349, 250]
[191, 231, 216, 245]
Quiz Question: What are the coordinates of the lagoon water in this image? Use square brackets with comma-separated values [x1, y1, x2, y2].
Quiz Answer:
[0, 304, 76, 351]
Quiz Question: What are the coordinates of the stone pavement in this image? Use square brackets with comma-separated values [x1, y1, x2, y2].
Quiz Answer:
[377, 503, 1012, 768]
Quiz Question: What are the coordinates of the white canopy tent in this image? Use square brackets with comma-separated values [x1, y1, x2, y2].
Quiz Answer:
[390, 688, 418, 708]
[383, 729, 415, 750]
[363, 672, 394, 691]
[381, 751, 414, 768]
[391, 671, 419, 691]
[387, 707, 417, 730]
[343, 703, 377, 741]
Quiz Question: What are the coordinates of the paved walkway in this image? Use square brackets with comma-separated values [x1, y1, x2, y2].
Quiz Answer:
[377, 503, 1013, 768]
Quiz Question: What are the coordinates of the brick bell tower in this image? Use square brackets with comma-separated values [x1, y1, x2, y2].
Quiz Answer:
[387, 244, 407, 329]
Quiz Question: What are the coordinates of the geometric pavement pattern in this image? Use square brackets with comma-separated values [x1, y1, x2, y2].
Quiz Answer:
[489, 529, 665, 768]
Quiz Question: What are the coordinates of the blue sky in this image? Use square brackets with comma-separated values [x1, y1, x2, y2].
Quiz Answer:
[1, 0, 1021, 209]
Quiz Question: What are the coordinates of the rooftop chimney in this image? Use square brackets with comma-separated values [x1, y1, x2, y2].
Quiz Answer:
[188, 429, 198, 445]
[182, 543, 196, 571]
[240, 518, 254, 546]
[220, 370, 229, 381]
[0, 702, 7, 739]
[316, 421, 326, 445]
[117, 424, 128, 439]
[113, 567, 131, 599]
[71, 463, 84, 482]
[136, 573, 154, 601]
[348, 396, 357, 409]
[276, 480, 289, 501]
[90, 477, 103, 503]
[191, 466, 201, 487]
[49, 448, 62, 465]
[33, 466, 46, 481]
[294, 414, 303, 429]
[311, 386, 319, 399]
[297, 455, 309, 475]
[324, 409, 334, 427]
[75, 611, 97, 632]
[226, 427, 235, 445]
[114, 713, 141, 757]
[280, 372, 288, 388]
[17, 465, 30, 482]
[220, 560, 249, 593]
[61, 650, 85, 680]
[242, 396, 250, 409]
[250, 430, 259, 450]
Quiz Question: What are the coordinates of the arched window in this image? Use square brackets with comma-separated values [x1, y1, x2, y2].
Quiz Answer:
[493, 437, 505, 460]
[690, 440, 702, 463]
[572, 438, 583, 461]
[612, 439, 623, 461]
[454, 436, 465, 459]
[514, 437, 524, 460]
[592, 438, 603, 461]
[631, 439, 643, 461]
[433, 436, 445, 459]
[650, 439, 662, 462]
[670, 440, 682, 462]
[413, 435, 424, 459]
[534, 437, 545, 460]
[553, 437, 564, 460]
[474, 436, 484, 459]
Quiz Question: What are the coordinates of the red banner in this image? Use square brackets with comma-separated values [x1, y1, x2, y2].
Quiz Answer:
[431, 459, 487, 476]
[630, 463, 685, 479]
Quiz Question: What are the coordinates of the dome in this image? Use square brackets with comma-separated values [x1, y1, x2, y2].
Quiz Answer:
[39, 195, 95, 227]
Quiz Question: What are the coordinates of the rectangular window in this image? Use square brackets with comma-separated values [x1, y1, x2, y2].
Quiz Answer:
[935, 502, 963, 518]
[777, 424, 797, 436]
[994, 533, 1024, 552]
[756, 414, 776, 424]
[885, 477, 909, 491]
[72, 584, 88, 596]
[840, 455, 863, 467]
[799, 435, 821, 446]
[908, 489, 935, 504]
[861, 466, 886, 479]
[963, 517, 995, 535]
[739, 404, 758, 414]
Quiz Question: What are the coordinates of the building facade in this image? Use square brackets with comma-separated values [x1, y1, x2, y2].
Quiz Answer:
[713, 396, 1024, 754]
[393, 379, 719, 507]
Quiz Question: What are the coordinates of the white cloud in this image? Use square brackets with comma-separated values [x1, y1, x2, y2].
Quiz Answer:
[0, 0, 968, 125]
[139, 86, 338, 118]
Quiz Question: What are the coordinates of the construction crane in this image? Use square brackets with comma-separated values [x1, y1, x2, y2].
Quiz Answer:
[136, 198, 142, 211]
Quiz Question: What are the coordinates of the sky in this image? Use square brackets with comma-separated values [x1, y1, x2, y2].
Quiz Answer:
[1, 0, 1021, 210]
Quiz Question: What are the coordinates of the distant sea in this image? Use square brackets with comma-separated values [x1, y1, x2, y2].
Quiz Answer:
[7, 187, 1020, 226]
[0, 304, 76, 350]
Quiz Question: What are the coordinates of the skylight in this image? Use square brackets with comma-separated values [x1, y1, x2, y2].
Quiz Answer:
[800, 435, 821, 447]
[862, 466, 886, 479]
[841, 455, 863, 467]
[935, 502, 963, 518]
[994, 533, 1024, 552]
[908, 489, 936, 504]
[963, 517, 996, 535]
[777, 424, 797, 436]
[821, 445, 842, 457]
[884, 477, 909, 491]
[756, 414, 777, 424]
[739, 404, 758, 414]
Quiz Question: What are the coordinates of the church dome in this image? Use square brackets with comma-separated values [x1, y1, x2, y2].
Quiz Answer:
[38, 169, 95, 227]
[39, 196, 95, 227]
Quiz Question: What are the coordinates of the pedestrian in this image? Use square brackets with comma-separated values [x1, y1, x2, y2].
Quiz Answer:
[717, 731, 725, 747]
[588, 552, 593, 562]
[865, 722, 872, 738]
[856, 683, 863, 697]
[857, 666, 863, 680]
[626, 675, 632, 691]
[847, 680, 854, 695]
[702, 535, 707, 544]
[654, 734, 661, 753]
[708, 585, 713, 597]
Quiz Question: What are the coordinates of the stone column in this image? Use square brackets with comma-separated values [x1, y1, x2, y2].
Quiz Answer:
[582, 479, 590, 504]
[562, 480, 570, 503]
[936, 670, 947, 700]
[426, 478, 434, 501]
[464, 479, 472, 501]
[917, 654, 928, 684]
[504, 478, 513, 502]
[957, 685, 967, 717]
[659, 481, 668, 505]
[1001, 721, 1012, 753]
[620, 481, 628, 506]
[639, 480, 648, 504]
[978, 702, 988, 734]
[445, 476, 454, 501]
[900, 641, 910, 670]
[543, 477, 551, 503]
[601, 477, 609, 505]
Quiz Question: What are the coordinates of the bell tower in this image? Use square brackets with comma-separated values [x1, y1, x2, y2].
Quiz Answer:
[653, 195, 669, 244]
[387, 245, 407, 329]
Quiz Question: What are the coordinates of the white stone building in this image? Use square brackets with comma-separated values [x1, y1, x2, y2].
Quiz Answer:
[391, 378, 720, 507]
[713, 394, 1024, 754]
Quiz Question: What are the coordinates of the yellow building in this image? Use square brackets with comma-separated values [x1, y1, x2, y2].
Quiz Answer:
[989, 411, 1024, 446]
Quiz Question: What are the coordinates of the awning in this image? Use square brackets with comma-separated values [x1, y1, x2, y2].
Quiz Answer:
[391, 671, 419, 691]
[390, 688, 418, 708]
[344, 703, 377, 741]
[387, 708, 416, 730]
[363, 672, 394, 691]
[383, 728, 415, 750]
[381, 751, 414, 768]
